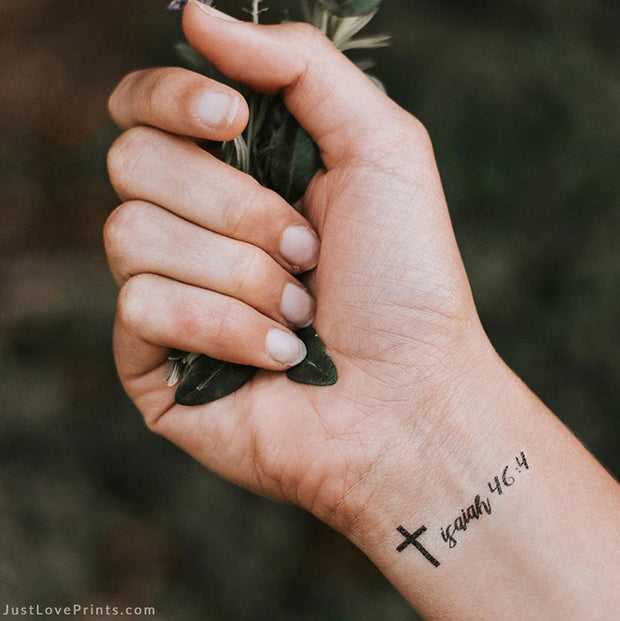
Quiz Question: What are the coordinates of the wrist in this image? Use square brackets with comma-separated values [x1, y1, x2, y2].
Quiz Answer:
[336, 325, 620, 619]
[344, 324, 515, 544]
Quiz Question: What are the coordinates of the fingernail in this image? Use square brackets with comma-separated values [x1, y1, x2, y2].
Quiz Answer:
[195, 91, 239, 128]
[280, 226, 320, 271]
[281, 283, 315, 327]
[188, 0, 239, 21]
[266, 330, 307, 366]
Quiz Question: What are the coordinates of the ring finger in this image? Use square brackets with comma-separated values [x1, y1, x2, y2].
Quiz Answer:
[104, 200, 315, 329]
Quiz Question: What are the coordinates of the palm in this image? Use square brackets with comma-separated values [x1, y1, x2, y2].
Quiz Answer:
[125, 147, 471, 523]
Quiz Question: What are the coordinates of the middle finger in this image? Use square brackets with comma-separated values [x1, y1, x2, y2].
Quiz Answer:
[107, 126, 320, 274]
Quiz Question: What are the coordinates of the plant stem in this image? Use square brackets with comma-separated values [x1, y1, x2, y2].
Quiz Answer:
[320, 7, 329, 35]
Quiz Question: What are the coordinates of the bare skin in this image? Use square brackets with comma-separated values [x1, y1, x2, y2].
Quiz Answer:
[105, 3, 620, 618]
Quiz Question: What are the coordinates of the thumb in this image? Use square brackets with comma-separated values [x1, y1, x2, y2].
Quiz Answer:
[182, 1, 403, 167]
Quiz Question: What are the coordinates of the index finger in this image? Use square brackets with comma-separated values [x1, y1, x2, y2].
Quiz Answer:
[108, 66, 249, 141]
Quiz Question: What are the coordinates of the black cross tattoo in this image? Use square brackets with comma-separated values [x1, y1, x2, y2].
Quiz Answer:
[396, 525, 441, 567]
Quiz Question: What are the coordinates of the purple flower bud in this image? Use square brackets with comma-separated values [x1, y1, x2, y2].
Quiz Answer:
[167, 0, 214, 10]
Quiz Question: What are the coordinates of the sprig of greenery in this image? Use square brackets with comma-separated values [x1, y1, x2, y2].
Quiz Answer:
[167, 0, 387, 405]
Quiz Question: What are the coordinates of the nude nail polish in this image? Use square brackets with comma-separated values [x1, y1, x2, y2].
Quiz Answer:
[195, 91, 239, 129]
[281, 283, 315, 327]
[266, 330, 307, 366]
[280, 226, 320, 271]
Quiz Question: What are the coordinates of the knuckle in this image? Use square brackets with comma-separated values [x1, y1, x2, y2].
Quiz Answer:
[235, 247, 269, 297]
[116, 274, 155, 333]
[209, 298, 238, 346]
[103, 204, 124, 255]
[108, 125, 154, 165]
[103, 201, 151, 266]
[284, 23, 327, 78]
[370, 115, 433, 168]
[409, 116, 432, 149]
[222, 177, 264, 238]
[107, 126, 159, 193]
[107, 128, 140, 181]
[289, 21, 325, 48]
[107, 70, 137, 123]
[103, 201, 133, 251]
[140, 68, 178, 117]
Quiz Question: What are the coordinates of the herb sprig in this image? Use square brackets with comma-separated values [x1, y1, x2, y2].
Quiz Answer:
[167, 0, 388, 405]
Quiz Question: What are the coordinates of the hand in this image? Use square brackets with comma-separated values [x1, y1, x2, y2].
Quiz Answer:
[106, 4, 620, 618]
[105, 2, 487, 533]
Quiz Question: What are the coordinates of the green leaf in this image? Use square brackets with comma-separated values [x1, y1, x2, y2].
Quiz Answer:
[325, 0, 382, 18]
[259, 101, 322, 205]
[286, 325, 338, 386]
[366, 74, 387, 93]
[175, 354, 256, 406]
[338, 33, 391, 52]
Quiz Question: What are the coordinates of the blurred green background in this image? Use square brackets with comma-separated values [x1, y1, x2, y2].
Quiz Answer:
[0, 0, 617, 618]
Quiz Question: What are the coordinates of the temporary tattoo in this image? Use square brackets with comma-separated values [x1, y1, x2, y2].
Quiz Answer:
[440, 494, 492, 549]
[396, 451, 530, 567]
[396, 525, 440, 567]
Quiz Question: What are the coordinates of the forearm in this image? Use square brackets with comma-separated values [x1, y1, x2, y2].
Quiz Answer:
[347, 332, 620, 620]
